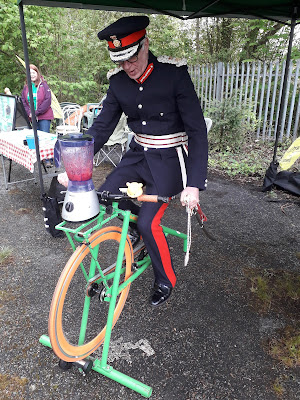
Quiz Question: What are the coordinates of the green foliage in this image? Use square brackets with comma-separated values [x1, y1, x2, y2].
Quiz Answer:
[245, 268, 300, 315]
[0, 3, 126, 102]
[0, 5, 196, 104]
[0, 0, 27, 92]
[0, 4, 297, 105]
[270, 326, 300, 368]
[148, 15, 193, 60]
[205, 98, 257, 152]
[197, 18, 235, 64]
[208, 151, 265, 177]
[230, 19, 289, 62]
[196, 18, 292, 63]
[208, 137, 293, 179]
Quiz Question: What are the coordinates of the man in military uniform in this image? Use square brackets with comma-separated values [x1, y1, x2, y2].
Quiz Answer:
[87, 15, 208, 307]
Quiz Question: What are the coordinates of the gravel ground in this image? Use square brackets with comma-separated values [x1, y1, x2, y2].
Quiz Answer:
[0, 157, 299, 400]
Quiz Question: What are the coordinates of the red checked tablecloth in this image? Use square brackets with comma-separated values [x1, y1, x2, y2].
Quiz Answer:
[0, 129, 57, 173]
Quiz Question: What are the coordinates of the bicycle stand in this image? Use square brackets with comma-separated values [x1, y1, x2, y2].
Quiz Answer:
[39, 207, 153, 397]
[39, 334, 152, 397]
[39, 202, 188, 398]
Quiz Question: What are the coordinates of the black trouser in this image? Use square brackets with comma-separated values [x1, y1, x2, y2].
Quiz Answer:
[98, 157, 176, 288]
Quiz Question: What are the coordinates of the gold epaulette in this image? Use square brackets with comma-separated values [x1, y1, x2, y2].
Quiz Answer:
[157, 55, 187, 67]
[107, 66, 123, 79]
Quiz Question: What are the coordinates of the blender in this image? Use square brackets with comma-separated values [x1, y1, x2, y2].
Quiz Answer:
[58, 133, 100, 222]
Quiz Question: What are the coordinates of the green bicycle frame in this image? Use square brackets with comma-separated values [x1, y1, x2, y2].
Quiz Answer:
[40, 201, 187, 398]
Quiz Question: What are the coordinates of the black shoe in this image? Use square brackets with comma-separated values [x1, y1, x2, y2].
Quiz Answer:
[127, 227, 140, 249]
[150, 283, 172, 307]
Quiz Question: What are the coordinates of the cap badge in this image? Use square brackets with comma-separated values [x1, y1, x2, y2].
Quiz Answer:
[110, 35, 121, 48]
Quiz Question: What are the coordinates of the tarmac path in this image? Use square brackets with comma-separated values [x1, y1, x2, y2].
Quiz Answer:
[0, 159, 299, 400]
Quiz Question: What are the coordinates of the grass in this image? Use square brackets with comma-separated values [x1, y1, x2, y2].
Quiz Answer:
[0, 247, 13, 267]
[244, 268, 300, 374]
[0, 374, 28, 400]
[0, 249, 27, 399]
[273, 377, 285, 396]
[269, 325, 300, 368]
[208, 137, 298, 182]
[244, 268, 300, 316]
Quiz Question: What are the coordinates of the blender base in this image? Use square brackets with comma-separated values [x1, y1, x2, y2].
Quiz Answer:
[62, 189, 100, 222]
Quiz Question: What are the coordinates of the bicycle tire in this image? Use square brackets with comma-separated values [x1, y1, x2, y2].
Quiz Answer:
[48, 226, 133, 362]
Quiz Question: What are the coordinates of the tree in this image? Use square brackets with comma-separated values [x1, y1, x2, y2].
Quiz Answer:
[1, 5, 196, 104]
[197, 17, 292, 64]
[232, 19, 290, 62]
[0, 4, 297, 104]
[0, 0, 30, 93]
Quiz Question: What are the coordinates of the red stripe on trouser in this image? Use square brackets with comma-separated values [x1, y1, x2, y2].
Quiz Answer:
[151, 203, 176, 287]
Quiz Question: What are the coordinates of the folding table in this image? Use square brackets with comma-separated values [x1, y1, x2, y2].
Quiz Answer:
[0, 129, 57, 189]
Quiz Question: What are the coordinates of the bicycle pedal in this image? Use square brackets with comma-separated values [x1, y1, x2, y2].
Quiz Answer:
[137, 247, 148, 261]
[132, 249, 148, 270]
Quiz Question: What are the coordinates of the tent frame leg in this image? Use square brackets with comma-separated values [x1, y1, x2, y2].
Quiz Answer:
[272, 9, 297, 163]
[18, 2, 45, 195]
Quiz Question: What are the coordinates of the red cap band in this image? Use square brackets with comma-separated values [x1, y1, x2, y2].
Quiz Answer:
[108, 29, 146, 49]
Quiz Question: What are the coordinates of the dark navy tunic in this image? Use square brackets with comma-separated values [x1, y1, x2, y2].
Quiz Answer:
[87, 51, 208, 288]
[87, 51, 208, 197]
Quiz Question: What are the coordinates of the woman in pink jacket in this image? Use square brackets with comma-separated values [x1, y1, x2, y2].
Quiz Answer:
[21, 64, 54, 166]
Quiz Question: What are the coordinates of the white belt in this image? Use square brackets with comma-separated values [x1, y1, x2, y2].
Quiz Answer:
[134, 132, 188, 148]
[134, 132, 188, 188]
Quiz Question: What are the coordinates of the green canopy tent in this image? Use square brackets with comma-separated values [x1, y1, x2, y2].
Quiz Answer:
[17, 0, 300, 20]
[16, 0, 300, 393]
[17, 0, 300, 195]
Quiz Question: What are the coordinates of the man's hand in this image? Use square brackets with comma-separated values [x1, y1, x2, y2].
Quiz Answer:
[57, 172, 69, 188]
[180, 186, 199, 209]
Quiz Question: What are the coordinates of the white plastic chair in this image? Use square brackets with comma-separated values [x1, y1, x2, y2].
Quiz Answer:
[125, 127, 134, 152]
[204, 117, 213, 133]
[56, 104, 83, 136]
[94, 113, 128, 167]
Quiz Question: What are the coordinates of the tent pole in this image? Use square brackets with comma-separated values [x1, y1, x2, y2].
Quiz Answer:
[18, 1, 45, 195]
[272, 8, 297, 163]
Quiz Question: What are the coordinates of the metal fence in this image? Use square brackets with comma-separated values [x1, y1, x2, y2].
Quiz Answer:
[189, 60, 300, 141]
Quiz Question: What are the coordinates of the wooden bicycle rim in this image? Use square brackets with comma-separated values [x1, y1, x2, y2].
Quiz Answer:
[48, 226, 133, 361]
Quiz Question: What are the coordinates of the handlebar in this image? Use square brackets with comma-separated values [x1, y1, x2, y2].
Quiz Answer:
[97, 191, 171, 203]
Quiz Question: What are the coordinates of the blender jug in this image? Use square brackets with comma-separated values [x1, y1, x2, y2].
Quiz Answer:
[59, 133, 100, 222]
